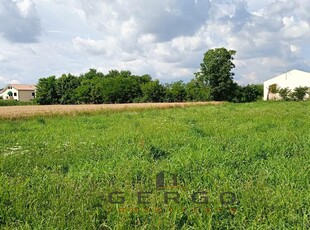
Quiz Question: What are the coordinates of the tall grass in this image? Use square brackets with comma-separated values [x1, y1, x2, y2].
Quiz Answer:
[0, 100, 36, 106]
[0, 101, 309, 229]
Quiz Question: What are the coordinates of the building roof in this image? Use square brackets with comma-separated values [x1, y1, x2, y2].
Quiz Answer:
[9, 84, 36, 91]
[264, 69, 310, 84]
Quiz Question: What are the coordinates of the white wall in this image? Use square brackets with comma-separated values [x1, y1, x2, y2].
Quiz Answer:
[1, 87, 19, 100]
[263, 70, 310, 100]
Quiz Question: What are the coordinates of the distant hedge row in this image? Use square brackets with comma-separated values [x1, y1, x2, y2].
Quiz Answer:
[34, 69, 263, 105]
[0, 100, 36, 106]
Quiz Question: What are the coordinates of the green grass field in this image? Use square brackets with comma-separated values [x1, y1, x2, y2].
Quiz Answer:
[0, 102, 309, 229]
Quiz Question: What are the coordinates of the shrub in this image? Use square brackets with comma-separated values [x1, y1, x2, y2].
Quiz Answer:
[233, 84, 263, 103]
[278, 87, 291, 101]
[291, 86, 309, 101]
[0, 100, 36, 106]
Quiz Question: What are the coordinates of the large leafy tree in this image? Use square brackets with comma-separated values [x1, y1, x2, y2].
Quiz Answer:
[76, 69, 105, 104]
[141, 80, 166, 102]
[165, 81, 187, 102]
[234, 84, 263, 103]
[196, 47, 237, 101]
[82, 68, 104, 80]
[35, 76, 58, 104]
[56, 74, 80, 104]
[101, 75, 142, 103]
[185, 79, 210, 101]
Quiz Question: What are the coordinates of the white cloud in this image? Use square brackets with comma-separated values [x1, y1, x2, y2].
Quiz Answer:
[282, 16, 310, 39]
[0, 53, 7, 62]
[72, 36, 108, 55]
[171, 35, 205, 52]
[10, 79, 21, 84]
[16, 0, 33, 17]
[76, 0, 211, 41]
[0, 0, 310, 88]
[137, 34, 157, 44]
[120, 17, 138, 38]
[0, 0, 41, 43]
[0, 75, 20, 85]
[0, 76, 5, 84]
[290, 44, 300, 54]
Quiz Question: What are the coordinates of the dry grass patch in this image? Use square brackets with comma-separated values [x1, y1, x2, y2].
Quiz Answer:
[0, 102, 222, 119]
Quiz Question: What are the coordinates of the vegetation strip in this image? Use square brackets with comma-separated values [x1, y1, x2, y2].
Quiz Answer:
[0, 102, 222, 119]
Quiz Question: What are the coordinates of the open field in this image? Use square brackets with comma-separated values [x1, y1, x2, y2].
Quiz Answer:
[0, 102, 222, 119]
[0, 102, 309, 229]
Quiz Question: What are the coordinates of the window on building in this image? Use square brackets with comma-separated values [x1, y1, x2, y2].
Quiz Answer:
[32, 92, 35, 97]
[14, 92, 17, 96]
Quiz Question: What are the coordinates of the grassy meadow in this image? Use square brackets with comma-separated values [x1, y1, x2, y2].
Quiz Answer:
[0, 102, 309, 229]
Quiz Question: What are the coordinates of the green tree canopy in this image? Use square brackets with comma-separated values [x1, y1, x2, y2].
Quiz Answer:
[56, 74, 80, 104]
[34, 60, 263, 105]
[35, 76, 58, 105]
[141, 80, 166, 102]
[165, 81, 187, 102]
[196, 47, 237, 101]
[234, 84, 263, 103]
[185, 79, 210, 101]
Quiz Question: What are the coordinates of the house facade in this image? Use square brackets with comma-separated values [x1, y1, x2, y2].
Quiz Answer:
[263, 69, 310, 100]
[0, 84, 36, 102]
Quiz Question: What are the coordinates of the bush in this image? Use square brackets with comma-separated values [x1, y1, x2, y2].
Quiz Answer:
[233, 84, 263, 103]
[276, 86, 309, 101]
[185, 80, 210, 102]
[291, 86, 309, 101]
[0, 100, 36, 106]
[278, 87, 291, 101]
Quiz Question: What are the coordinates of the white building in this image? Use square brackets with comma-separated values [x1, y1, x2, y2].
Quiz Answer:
[0, 84, 36, 102]
[263, 69, 310, 100]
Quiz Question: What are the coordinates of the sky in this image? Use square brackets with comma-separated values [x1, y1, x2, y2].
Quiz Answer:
[0, 0, 310, 88]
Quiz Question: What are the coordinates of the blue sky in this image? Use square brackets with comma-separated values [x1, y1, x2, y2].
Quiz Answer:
[0, 0, 309, 87]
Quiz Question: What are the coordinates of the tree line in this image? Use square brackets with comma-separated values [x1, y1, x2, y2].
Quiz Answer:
[35, 48, 263, 105]
[35, 69, 211, 104]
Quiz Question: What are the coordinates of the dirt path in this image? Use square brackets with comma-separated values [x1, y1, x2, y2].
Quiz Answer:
[0, 102, 222, 119]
